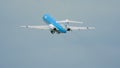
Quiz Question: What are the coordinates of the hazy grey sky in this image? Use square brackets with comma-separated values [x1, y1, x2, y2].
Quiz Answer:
[0, 0, 120, 68]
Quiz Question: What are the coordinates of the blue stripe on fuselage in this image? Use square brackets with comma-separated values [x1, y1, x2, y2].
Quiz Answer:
[43, 14, 67, 33]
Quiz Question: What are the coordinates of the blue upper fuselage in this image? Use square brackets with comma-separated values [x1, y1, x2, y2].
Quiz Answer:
[43, 14, 67, 33]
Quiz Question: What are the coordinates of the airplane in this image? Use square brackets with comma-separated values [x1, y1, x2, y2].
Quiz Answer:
[21, 14, 95, 34]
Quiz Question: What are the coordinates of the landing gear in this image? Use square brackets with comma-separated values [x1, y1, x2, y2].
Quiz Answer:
[50, 30, 61, 34]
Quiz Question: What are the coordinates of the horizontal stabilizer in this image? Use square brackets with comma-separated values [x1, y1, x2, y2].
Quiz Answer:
[57, 19, 83, 24]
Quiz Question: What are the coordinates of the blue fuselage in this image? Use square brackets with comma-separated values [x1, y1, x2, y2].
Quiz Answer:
[43, 14, 67, 33]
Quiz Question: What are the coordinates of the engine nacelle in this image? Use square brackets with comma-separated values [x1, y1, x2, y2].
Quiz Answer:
[50, 30, 55, 34]
[67, 28, 71, 31]
[53, 28, 57, 31]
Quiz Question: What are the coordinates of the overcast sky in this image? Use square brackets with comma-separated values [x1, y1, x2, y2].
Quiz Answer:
[0, 0, 120, 68]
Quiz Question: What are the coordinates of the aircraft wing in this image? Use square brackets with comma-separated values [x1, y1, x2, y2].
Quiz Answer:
[69, 26, 95, 30]
[20, 25, 49, 30]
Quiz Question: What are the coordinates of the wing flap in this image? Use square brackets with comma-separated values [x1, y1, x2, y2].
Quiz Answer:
[69, 26, 95, 30]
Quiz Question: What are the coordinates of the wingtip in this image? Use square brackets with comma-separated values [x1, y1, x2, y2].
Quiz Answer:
[20, 26, 29, 28]
[87, 27, 95, 29]
[20, 26, 26, 27]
